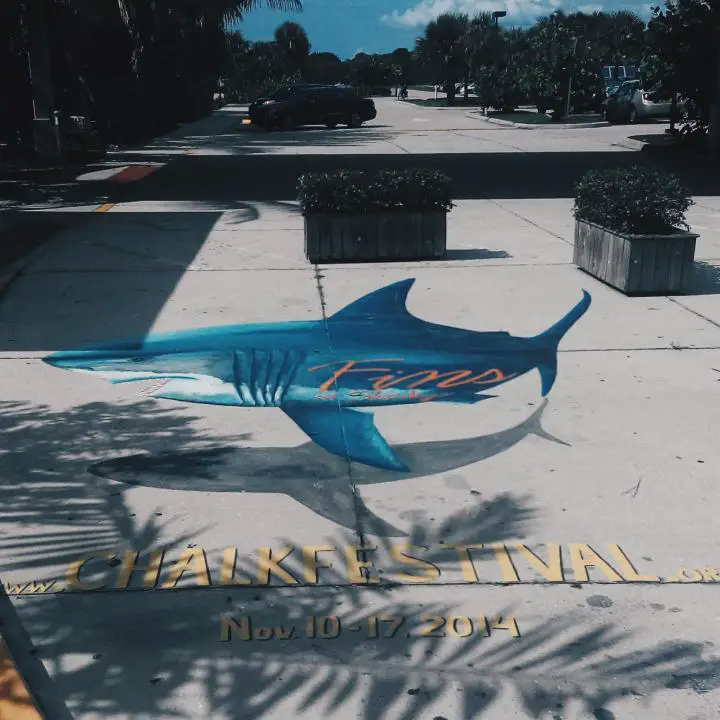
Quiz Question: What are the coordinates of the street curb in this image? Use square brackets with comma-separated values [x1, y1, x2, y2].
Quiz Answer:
[399, 103, 608, 128]
[0, 587, 75, 720]
[611, 138, 700, 156]
[612, 139, 646, 151]
[468, 113, 608, 129]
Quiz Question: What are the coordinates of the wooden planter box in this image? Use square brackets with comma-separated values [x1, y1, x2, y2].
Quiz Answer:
[304, 212, 447, 263]
[573, 217, 698, 295]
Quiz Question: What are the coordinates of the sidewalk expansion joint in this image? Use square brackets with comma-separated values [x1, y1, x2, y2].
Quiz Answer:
[8, 579, 719, 598]
[488, 199, 571, 245]
[450, 128, 526, 152]
[313, 264, 367, 551]
[666, 297, 720, 331]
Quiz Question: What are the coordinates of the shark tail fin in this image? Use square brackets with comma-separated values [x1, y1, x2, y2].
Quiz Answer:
[532, 290, 591, 396]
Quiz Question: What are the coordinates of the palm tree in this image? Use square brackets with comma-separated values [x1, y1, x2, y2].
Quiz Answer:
[20, 0, 303, 154]
[464, 11, 501, 100]
[586, 9, 644, 77]
[273, 21, 310, 79]
[415, 12, 469, 105]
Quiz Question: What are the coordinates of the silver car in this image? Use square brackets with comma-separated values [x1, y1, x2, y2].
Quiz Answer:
[605, 80, 683, 123]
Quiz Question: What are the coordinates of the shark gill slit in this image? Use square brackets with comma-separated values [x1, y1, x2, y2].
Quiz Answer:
[252, 350, 268, 406]
[232, 349, 302, 407]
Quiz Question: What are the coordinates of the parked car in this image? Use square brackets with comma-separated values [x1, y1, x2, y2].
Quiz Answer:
[248, 84, 377, 130]
[605, 80, 685, 124]
[599, 80, 626, 118]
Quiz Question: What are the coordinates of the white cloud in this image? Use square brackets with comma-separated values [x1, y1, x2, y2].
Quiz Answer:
[381, 0, 549, 28]
[380, 0, 655, 28]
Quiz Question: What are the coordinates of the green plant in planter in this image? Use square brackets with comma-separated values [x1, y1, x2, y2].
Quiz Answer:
[573, 166, 694, 235]
[297, 168, 455, 215]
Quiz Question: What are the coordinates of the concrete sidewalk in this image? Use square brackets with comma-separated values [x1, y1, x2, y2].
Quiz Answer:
[1, 99, 720, 720]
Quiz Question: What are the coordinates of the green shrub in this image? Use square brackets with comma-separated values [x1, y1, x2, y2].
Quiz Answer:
[297, 168, 454, 215]
[573, 166, 693, 235]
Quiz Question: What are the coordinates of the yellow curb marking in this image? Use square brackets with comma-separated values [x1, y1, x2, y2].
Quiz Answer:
[95, 203, 114, 213]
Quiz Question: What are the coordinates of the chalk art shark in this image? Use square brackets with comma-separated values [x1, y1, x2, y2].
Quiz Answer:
[44, 278, 591, 471]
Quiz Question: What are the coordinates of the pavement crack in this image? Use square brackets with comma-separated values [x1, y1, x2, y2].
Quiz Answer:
[450, 127, 526, 152]
[622, 476, 643, 498]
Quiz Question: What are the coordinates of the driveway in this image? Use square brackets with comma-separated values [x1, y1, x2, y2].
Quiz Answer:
[1, 101, 720, 720]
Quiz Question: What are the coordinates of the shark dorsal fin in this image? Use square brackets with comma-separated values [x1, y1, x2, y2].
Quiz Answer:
[328, 279, 417, 323]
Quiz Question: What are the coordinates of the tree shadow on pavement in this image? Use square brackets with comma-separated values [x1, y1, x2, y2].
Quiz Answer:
[684, 261, 720, 295]
[2, 399, 720, 718]
[0, 398, 249, 575]
[120, 150, 720, 204]
[0, 200, 301, 352]
[112, 124, 403, 161]
[6, 534, 720, 720]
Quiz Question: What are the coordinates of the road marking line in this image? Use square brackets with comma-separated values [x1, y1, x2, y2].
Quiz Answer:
[95, 203, 114, 213]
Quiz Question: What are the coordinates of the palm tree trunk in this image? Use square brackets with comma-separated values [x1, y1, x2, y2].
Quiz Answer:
[22, 0, 61, 160]
[708, 28, 720, 151]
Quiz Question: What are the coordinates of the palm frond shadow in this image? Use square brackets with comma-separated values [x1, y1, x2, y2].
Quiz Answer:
[12, 524, 720, 720]
[0, 398, 249, 573]
[3, 400, 720, 718]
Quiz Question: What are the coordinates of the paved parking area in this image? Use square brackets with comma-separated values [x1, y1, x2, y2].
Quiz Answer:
[2, 98, 720, 720]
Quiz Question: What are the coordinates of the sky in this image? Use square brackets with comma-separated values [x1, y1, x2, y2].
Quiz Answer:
[233, 0, 658, 60]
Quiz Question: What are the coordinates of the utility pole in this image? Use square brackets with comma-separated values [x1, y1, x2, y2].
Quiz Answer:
[22, 0, 62, 162]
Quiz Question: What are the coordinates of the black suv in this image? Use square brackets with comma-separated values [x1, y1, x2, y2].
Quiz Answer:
[248, 84, 377, 131]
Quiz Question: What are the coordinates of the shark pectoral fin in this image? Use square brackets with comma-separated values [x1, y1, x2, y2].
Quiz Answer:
[340, 408, 410, 471]
[282, 405, 409, 472]
[537, 357, 558, 396]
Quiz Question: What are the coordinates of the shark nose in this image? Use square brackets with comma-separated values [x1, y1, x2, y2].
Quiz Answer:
[43, 351, 76, 368]
[43, 349, 99, 369]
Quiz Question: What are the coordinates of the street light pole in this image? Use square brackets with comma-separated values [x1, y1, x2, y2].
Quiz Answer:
[492, 10, 507, 28]
[23, 0, 62, 161]
[566, 35, 578, 118]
